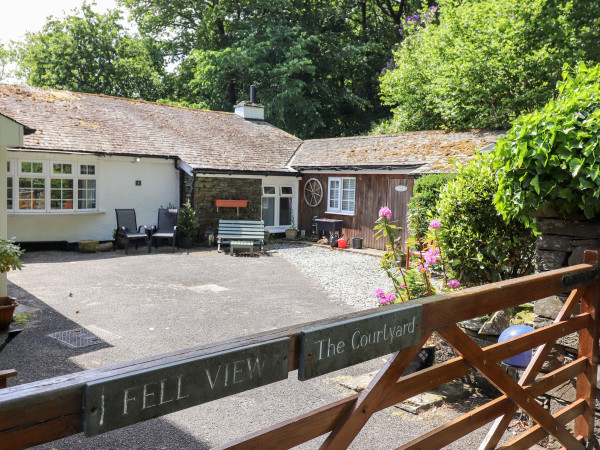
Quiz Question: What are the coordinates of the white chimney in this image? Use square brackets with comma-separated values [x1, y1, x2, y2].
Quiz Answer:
[234, 85, 265, 120]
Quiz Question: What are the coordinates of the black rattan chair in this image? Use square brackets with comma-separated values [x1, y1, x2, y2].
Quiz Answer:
[149, 208, 178, 253]
[115, 209, 150, 255]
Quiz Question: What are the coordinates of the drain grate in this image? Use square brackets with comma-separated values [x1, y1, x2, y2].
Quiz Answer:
[48, 326, 122, 348]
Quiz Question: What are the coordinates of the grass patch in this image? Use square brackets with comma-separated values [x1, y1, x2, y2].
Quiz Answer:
[12, 312, 30, 323]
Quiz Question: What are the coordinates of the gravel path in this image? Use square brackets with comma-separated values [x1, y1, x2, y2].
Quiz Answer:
[270, 243, 393, 310]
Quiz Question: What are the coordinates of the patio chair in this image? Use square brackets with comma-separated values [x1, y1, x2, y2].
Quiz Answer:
[115, 209, 150, 255]
[149, 208, 178, 253]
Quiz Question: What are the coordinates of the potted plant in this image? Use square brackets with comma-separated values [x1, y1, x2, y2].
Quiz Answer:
[177, 200, 198, 248]
[0, 238, 24, 330]
[285, 207, 298, 239]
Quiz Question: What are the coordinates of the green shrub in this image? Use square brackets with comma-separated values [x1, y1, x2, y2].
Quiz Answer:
[177, 200, 199, 238]
[437, 153, 535, 285]
[494, 63, 600, 227]
[0, 238, 23, 274]
[408, 174, 455, 241]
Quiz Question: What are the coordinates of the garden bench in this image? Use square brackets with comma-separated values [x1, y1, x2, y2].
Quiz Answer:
[217, 220, 265, 255]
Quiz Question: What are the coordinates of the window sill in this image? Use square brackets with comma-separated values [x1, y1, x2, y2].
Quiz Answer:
[8, 209, 105, 216]
[325, 210, 355, 217]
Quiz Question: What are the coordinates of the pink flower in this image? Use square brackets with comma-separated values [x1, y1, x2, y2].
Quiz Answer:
[379, 293, 396, 305]
[379, 206, 392, 218]
[424, 250, 438, 265]
[448, 279, 460, 288]
[400, 283, 407, 289]
[417, 263, 429, 273]
[429, 219, 442, 229]
[375, 289, 386, 299]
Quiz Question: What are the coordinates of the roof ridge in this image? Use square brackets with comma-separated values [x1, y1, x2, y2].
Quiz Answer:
[0, 83, 233, 115]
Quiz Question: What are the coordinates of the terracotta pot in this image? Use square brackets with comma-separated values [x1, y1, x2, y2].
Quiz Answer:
[285, 229, 298, 239]
[0, 297, 18, 331]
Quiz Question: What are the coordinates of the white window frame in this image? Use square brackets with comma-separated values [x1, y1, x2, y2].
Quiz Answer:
[77, 163, 97, 210]
[50, 161, 75, 211]
[326, 177, 356, 215]
[6, 160, 13, 211]
[261, 184, 295, 229]
[7, 158, 98, 213]
[17, 159, 47, 211]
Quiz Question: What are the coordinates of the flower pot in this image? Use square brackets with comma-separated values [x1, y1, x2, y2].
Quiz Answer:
[285, 229, 298, 239]
[178, 236, 193, 248]
[0, 297, 18, 331]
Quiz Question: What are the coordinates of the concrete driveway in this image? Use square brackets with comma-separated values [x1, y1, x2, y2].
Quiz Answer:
[3, 247, 526, 449]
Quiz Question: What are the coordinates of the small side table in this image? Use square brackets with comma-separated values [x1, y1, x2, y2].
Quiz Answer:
[230, 240, 255, 256]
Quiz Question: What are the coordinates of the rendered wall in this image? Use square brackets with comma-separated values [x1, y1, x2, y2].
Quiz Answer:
[7, 152, 180, 243]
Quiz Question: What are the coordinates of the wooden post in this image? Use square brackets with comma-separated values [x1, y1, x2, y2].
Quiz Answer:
[574, 249, 600, 445]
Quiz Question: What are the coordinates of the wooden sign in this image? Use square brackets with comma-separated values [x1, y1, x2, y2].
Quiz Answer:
[84, 338, 290, 436]
[298, 304, 422, 380]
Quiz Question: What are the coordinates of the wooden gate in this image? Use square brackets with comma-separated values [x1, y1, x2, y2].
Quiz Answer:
[0, 251, 599, 449]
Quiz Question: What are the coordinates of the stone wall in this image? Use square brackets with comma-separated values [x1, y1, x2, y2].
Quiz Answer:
[534, 213, 600, 414]
[193, 177, 262, 239]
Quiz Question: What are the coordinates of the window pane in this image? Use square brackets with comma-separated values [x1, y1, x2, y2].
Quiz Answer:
[263, 186, 276, 195]
[78, 179, 96, 209]
[329, 179, 340, 210]
[53, 163, 72, 174]
[7, 177, 12, 209]
[51, 178, 74, 210]
[279, 198, 291, 226]
[22, 162, 43, 173]
[7, 161, 10, 172]
[342, 178, 355, 213]
[18, 177, 45, 210]
[80, 164, 95, 175]
[262, 197, 275, 226]
[281, 186, 293, 196]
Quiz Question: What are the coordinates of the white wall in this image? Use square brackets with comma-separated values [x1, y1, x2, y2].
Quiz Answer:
[1, 117, 24, 296]
[7, 151, 180, 242]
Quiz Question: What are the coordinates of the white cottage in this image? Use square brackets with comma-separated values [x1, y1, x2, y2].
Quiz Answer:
[0, 85, 301, 244]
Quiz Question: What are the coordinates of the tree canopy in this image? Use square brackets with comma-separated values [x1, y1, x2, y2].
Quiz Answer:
[12, 0, 429, 139]
[377, 0, 600, 133]
[14, 3, 168, 100]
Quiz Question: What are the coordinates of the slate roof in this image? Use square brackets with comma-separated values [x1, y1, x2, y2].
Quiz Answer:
[0, 84, 301, 173]
[292, 130, 504, 173]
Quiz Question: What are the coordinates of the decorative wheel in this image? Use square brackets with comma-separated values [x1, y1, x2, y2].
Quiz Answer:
[304, 178, 323, 207]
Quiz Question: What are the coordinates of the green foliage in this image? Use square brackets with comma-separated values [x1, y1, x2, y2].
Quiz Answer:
[0, 42, 11, 81]
[120, 0, 414, 139]
[0, 238, 24, 274]
[177, 200, 198, 238]
[378, 0, 600, 132]
[408, 173, 455, 241]
[436, 153, 535, 285]
[494, 63, 600, 227]
[14, 3, 167, 100]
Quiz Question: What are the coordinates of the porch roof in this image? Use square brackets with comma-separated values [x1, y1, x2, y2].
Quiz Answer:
[0, 84, 301, 173]
[292, 130, 505, 173]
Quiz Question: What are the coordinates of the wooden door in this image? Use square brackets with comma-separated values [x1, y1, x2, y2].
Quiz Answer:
[386, 178, 413, 246]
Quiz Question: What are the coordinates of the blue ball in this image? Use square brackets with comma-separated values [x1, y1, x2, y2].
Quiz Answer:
[498, 325, 534, 368]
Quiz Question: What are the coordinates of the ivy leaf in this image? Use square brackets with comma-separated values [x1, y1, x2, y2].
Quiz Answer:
[530, 175, 541, 195]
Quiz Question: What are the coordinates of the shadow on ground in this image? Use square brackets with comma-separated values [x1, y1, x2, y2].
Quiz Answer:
[0, 281, 212, 449]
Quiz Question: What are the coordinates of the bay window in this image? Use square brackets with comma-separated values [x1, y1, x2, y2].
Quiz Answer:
[7, 158, 97, 212]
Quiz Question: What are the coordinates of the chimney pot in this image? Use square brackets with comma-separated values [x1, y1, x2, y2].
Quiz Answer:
[250, 85, 257, 104]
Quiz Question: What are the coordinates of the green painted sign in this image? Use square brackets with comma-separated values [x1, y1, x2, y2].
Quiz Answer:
[84, 338, 290, 436]
[298, 304, 423, 380]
